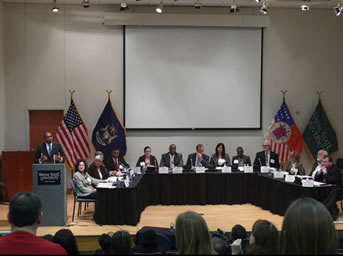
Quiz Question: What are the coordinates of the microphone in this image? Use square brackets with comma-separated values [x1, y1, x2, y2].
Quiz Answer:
[258, 158, 262, 166]
[191, 158, 193, 169]
[155, 159, 157, 171]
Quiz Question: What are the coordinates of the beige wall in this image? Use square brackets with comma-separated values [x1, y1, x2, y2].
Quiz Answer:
[3, 3, 343, 173]
[0, 0, 5, 153]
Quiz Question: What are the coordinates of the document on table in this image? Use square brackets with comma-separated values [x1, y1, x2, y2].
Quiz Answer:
[96, 183, 116, 189]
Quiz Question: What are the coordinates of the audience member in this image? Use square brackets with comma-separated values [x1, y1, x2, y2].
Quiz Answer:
[132, 229, 162, 254]
[0, 192, 66, 255]
[53, 229, 79, 255]
[95, 233, 111, 255]
[248, 219, 278, 255]
[175, 211, 215, 254]
[283, 151, 305, 175]
[111, 230, 132, 255]
[41, 234, 54, 241]
[279, 197, 337, 254]
[231, 224, 247, 242]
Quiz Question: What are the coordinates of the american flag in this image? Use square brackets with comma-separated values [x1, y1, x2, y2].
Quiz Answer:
[56, 98, 90, 169]
[268, 100, 302, 165]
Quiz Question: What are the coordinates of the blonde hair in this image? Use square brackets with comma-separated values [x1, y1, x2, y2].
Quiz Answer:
[289, 151, 300, 162]
[175, 211, 215, 255]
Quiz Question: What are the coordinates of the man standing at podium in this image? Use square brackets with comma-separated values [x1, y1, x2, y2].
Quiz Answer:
[34, 131, 65, 164]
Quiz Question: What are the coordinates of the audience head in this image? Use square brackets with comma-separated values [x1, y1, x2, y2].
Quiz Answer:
[42, 234, 54, 241]
[140, 229, 159, 248]
[289, 151, 300, 164]
[317, 149, 328, 162]
[111, 148, 120, 159]
[196, 144, 204, 154]
[175, 211, 214, 255]
[215, 143, 226, 157]
[74, 159, 88, 174]
[279, 197, 337, 255]
[262, 141, 271, 152]
[98, 233, 112, 254]
[144, 146, 151, 157]
[248, 219, 278, 255]
[43, 131, 53, 144]
[231, 224, 247, 241]
[236, 146, 244, 157]
[8, 192, 42, 232]
[322, 156, 334, 168]
[169, 144, 176, 155]
[111, 230, 131, 255]
[53, 229, 79, 255]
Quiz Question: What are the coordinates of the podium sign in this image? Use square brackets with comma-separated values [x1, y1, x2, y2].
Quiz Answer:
[33, 164, 66, 226]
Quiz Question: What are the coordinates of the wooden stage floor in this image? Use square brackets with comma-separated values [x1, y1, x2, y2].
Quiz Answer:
[1, 195, 343, 251]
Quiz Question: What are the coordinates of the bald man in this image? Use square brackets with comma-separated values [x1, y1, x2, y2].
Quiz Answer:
[160, 144, 184, 169]
[253, 140, 280, 169]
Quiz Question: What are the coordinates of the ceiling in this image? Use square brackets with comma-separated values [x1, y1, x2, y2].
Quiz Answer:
[3, 0, 341, 9]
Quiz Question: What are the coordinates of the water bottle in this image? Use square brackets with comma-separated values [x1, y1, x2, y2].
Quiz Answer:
[170, 222, 174, 233]
[116, 178, 120, 187]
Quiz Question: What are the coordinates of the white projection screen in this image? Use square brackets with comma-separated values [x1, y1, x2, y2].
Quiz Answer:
[124, 26, 262, 129]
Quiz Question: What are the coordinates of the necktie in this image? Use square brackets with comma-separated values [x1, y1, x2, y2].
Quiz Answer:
[115, 159, 119, 171]
[48, 144, 52, 157]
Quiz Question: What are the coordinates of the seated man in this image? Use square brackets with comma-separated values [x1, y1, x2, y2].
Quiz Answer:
[253, 140, 280, 169]
[309, 149, 328, 178]
[34, 131, 65, 164]
[105, 148, 130, 175]
[232, 147, 251, 169]
[160, 144, 184, 169]
[185, 144, 210, 169]
[0, 192, 66, 254]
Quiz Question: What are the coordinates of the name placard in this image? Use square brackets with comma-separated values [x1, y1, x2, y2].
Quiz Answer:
[124, 179, 130, 188]
[222, 166, 232, 173]
[159, 167, 169, 174]
[195, 167, 206, 173]
[172, 167, 183, 174]
[285, 174, 296, 183]
[302, 179, 314, 187]
[273, 171, 284, 179]
[244, 166, 253, 173]
[37, 171, 60, 185]
[260, 166, 269, 173]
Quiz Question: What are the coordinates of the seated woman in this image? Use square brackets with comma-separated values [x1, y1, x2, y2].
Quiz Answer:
[73, 159, 104, 199]
[282, 151, 305, 175]
[210, 143, 231, 167]
[88, 151, 109, 180]
[136, 146, 159, 169]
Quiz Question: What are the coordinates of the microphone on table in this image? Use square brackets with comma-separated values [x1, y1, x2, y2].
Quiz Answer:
[258, 158, 262, 166]
[191, 158, 193, 169]
[155, 160, 157, 171]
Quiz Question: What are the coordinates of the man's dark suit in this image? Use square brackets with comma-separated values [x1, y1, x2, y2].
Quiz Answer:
[34, 142, 65, 164]
[232, 155, 251, 169]
[185, 153, 210, 168]
[105, 157, 130, 171]
[160, 152, 184, 168]
[309, 162, 320, 177]
[314, 164, 342, 185]
[253, 151, 280, 169]
[88, 162, 109, 180]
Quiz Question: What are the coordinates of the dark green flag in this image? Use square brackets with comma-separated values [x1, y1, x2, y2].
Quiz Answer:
[303, 99, 338, 161]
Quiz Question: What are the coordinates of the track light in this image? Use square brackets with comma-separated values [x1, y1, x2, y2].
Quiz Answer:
[83, 0, 90, 8]
[260, 4, 267, 14]
[333, 3, 343, 16]
[255, 0, 261, 2]
[301, 0, 310, 11]
[194, 0, 202, 9]
[230, 4, 240, 13]
[51, 0, 59, 13]
[120, 0, 129, 11]
[156, 1, 163, 14]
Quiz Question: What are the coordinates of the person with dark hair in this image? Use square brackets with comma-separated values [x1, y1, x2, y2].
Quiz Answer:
[136, 146, 159, 169]
[34, 131, 65, 164]
[111, 230, 132, 255]
[132, 229, 163, 254]
[95, 233, 112, 255]
[231, 224, 247, 241]
[279, 197, 337, 254]
[160, 144, 184, 169]
[185, 144, 210, 169]
[105, 148, 130, 175]
[42, 234, 54, 241]
[232, 147, 251, 169]
[88, 151, 110, 180]
[210, 143, 231, 167]
[248, 219, 278, 255]
[53, 229, 79, 255]
[0, 192, 66, 254]
[73, 159, 105, 200]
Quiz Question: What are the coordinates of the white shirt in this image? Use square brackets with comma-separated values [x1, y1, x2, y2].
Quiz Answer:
[169, 154, 175, 169]
[312, 163, 321, 179]
[265, 151, 270, 166]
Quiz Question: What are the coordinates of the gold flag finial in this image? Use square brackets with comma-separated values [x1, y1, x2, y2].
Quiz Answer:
[68, 90, 75, 98]
[316, 90, 324, 101]
[281, 90, 287, 101]
[106, 90, 112, 100]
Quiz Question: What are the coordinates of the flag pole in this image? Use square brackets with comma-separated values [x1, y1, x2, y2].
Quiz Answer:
[68, 90, 75, 100]
[106, 90, 112, 101]
[281, 90, 287, 102]
[316, 90, 324, 102]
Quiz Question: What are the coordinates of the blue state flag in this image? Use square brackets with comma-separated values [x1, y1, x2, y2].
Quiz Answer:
[92, 98, 127, 161]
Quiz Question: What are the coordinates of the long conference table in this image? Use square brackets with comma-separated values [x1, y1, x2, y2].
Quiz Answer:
[95, 170, 334, 226]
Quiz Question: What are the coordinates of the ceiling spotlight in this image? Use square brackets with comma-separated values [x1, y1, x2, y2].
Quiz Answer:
[51, 0, 59, 13]
[255, 0, 261, 2]
[83, 0, 90, 8]
[194, 0, 202, 9]
[120, 0, 129, 11]
[156, 1, 163, 14]
[333, 3, 343, 16]
[230, 5, 240, 13]
[260, 4, 267, 14]
[301, 3, 309, 11]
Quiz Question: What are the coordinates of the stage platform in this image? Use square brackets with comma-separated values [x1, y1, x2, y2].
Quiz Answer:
[1, 195, 343, 252]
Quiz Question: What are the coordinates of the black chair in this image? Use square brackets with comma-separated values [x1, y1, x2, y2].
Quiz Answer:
[70, 179, 96, 222]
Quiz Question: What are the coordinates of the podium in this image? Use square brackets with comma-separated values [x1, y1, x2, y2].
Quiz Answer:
[32, 164, 67, 226]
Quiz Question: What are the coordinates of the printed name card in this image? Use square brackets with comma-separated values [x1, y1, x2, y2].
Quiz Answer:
[159, 167, 169, 174]
[124, 179, 130, 188]
[172, 167, 183, 174]
[238, 166, 244, 172]
[273, 171, 284, 179]
[285, 174, 296, 183]
[133, 167, 141, 174]
[302, 179, 314, 187]
[222, 166, 232, 173]
[130, 169, 135, 177]
[195, 167, 206, 173]
[244, 166, 253, 173]
[260, 166, 269, 173]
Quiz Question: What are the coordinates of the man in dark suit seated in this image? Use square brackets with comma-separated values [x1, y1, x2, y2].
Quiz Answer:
[105, 148, 130, 175]
[309, 149, 328, 178]
[185, 144, 210, 169]
[34, 131, 65, 164]
[160, 144, 184, 170]
[232, 147, 251, 169]
[253, 140, 280, 170]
